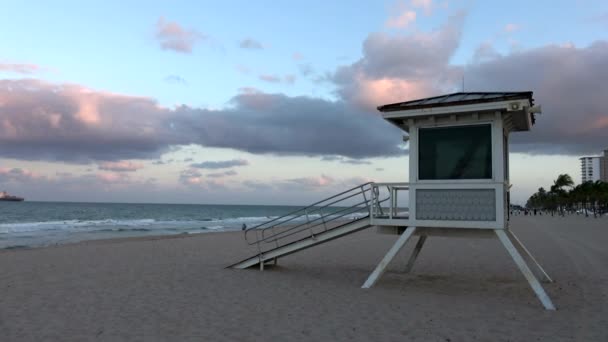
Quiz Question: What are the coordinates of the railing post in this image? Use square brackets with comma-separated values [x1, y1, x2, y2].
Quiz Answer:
[271, 226, 279, 248]
[361, 185, 370, 216]
[389, 186, 393, 219]
[305, 208, 315, 238]
[320, 208, 328, 231]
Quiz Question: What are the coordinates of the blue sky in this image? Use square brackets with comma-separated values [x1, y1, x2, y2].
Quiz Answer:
[0, 0, 607, 204]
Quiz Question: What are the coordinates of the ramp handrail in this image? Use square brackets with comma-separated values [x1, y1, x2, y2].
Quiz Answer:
[244, 182, 387, 255]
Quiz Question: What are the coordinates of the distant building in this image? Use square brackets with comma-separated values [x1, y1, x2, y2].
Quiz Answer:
[601, 149, 608, 182]
[580, 149, 608, 183]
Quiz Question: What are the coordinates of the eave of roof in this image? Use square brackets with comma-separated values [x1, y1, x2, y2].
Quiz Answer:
[377, 91, 534, 112]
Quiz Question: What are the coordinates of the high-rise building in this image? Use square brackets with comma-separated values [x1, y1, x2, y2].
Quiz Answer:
[580, 149, 608, 183]
[601, 149, 608, 182]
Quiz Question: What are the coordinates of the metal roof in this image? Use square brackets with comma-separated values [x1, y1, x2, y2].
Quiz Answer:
[377, 92, 533, 112]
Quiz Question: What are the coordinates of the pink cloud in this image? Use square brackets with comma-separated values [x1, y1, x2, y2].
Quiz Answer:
[0, 63, 42, 74]
[0, 167, 42, 182]
[386, 10, 417, 28]
[292, 52, 304, 60]
[287, 174, 334, 188]
[179, 168, 203, 185]
[96, 172, 131, 184]
[411, 0, 434, 15]
[504, 23, 520, 33]
[156, 17, 205, 53]
[98, 160, 144, 172]
[259, 74, 282, 83]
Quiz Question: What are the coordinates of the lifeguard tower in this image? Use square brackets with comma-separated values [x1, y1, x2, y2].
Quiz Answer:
[230, 92, 555, 310]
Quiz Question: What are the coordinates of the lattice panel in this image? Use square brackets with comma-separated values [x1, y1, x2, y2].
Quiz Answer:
[415, 189, 496, 221]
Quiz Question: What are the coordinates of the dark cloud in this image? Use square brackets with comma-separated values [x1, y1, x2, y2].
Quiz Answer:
[239, 38, 264, 50]
[2, 12, 606, 163]
[207, 170, 238, 178]
[320, 156, 372, 165]
[464, 41, 608, 154]
[156, 17, 205, 53]
[190, 159, 249, 169]
[152, 159, 173, 165]
[98, 161, 143, 172]
[341, 159, 372, 165]
[173, 92, 403, 158]
[0, 79, 410, 162]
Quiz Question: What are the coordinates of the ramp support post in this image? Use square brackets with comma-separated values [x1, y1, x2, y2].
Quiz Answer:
[507, 230, 552, 283]
[495, 229, 555, 310]
[362, 226, 417, 288]
[403, 234, 427, 273]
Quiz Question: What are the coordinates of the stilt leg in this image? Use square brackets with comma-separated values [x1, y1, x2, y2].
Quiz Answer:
[259, 256, 264, 271]
[507, 230, 553, 283]
[362, 227, 417, 289]
[403, 235, 427, 273]
[495, 230, 556, 310]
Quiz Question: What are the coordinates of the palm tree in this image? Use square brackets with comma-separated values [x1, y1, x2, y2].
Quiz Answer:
[551, 174, 574, 215]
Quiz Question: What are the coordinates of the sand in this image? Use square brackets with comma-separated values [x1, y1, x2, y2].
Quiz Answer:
[1, 215, 607, 341]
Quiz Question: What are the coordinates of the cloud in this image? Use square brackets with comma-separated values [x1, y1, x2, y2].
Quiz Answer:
[341, 159, 372, 165]
[190, 159, 249, 169]
[207, 169, 238, 178]
[463, 41, 608, 154]
[0, 167, 42, 182]
[284, 74, 296, 84]
[152, 158, 173, 165]
[259, 74, 281, 83]
[239, 38, 264, 49]
[0, 63, 42, 74]
[3, 12, 607, 160]
[179, 168, 203, 185]
[504, 23, 520, 33]
[286, 174, 334, 188]
[164, 75, 187, 85]
[98, 160, 144, 172]
[293, 52, 304, 60]
[236, 64, 251, 74]
[386, 10, 416, 28]
[333, 11, 466, 109]
[156, 17, 205, 53]
[320, 156, 372, 165]
[298, 64, 314, 76]
[0, 79, 402, 162]
[411, 0, 434, 15]
[376, 167, 385, 172]
[259, 74, 296, 84]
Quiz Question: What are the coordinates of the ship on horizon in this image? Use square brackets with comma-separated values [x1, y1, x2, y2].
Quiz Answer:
[0, 191, 24, 202]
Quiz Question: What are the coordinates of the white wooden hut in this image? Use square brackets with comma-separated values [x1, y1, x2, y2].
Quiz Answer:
[231, 91, 555, 310]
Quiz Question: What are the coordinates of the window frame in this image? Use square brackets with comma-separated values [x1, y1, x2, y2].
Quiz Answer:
[415, 121, 496, 183]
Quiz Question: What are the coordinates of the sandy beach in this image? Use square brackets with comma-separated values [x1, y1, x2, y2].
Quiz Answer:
[1, 215, 607, 341]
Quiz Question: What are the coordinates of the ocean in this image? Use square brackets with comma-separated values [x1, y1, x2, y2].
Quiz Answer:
[0, 201, 352, 249]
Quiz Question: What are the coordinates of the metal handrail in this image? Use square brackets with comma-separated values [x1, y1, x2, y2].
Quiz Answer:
[243, 182, 384, 254]
[244, 182, 373, 242]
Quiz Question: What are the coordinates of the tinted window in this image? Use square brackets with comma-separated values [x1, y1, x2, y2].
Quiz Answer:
[418, 125, 492, 180]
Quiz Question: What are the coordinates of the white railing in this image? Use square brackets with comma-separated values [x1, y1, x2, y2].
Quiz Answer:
[371, 182, 410, 219]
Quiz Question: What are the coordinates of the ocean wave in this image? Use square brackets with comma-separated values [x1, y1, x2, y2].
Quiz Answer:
[0, 215, 285, 234]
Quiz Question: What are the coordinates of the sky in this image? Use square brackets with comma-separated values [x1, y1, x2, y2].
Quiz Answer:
[0, 0, 607, 205]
